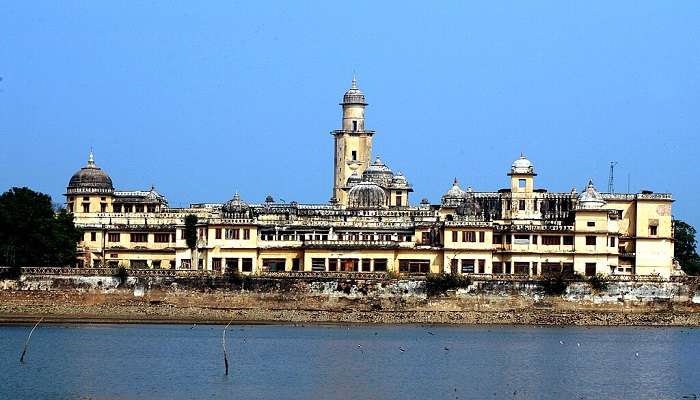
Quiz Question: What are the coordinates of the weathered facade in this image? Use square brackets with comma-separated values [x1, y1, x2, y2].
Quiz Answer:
[66, 79, 678, 278]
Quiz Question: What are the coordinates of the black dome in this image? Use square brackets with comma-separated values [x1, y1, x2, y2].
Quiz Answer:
[67, 152, 114, 194]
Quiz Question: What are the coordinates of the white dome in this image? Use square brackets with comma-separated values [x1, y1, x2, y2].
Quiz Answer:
[443, 178, 466, 199]
[511, 153, 535, 174]
[348, 181, 386, 209]
[577, 180, 606, 209]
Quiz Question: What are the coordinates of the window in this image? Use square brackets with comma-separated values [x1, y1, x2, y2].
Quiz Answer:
[531, 235, 538, 245]
[292, 258, 300, 271]
[215, 228, 222, 239]
[493, 235, 503, 244]
[108, 233, 120, 242]
[83, 196, 89, 201]
[90, 231, 96, 242]
[586, 236, 596, 246]
[311, 258, 326, 272]
[180, 259, 191, 269]
[373, 259, 387, 272]
[587, 221, 595, 227]
[492, 262, 503, 274]
[100, 203, 107, 212]
[463, 231, 476, 242]
[124, 205, 133, 213]
[519, 200, 526, 210]
[154, 233, 170, 243]
[147, 205, 156, 213]
[533, 201, 538, 211]
[352, 120, 357, 131]
[649, 225, 658, 236]
[130, 260, 147, 268]
[562, 263, 574, 273]
[130, 233, 148, 242]
[226, 229, 240, 240]
[243, 228, 250, 240]
[135, 205, 144, 213]
[67, 203, 73, 212]
[461, 259, 475, 273]
[225, 258, 239, 273]
[262, 258, 285, 272]
[340, 258, 359, 272]
[198, 259, 203, 270]
[395, 193, 402, 206]
[478, 232, 485, 243]
[113, 204, 122, 213]
[478, 259, 485, 274]
[513, 234, 530, 245]
[585, 263, 596, 277]
[328, 259, 339, 272]
[542, 263, 561, 274]
[351, 150, 357, 161]
[452, 231, 458, 243]
[514, 262, 529, 274]
[505, 262, 512, 274]
[518, 178, 526, 189]
[362, 259, 371, 272]
[421, 232, 430, 244]
[542, 236, 560, 245]
[150, 260, 160, 269]
[610, 237, 616, 247]
[563, 236, 574, 245]
[398, 259, 430, 274]
[82, 203, 90, 213]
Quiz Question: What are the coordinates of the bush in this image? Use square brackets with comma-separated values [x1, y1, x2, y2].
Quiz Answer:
[113, 266, 128, 285]
[224, 270, 253, 289]
[0, 266, 21, 280]
[588, 274, 608, 293]
[425, 273, 471, 297]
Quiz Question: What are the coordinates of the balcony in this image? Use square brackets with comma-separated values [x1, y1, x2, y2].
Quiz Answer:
[303, 240, 402, 249]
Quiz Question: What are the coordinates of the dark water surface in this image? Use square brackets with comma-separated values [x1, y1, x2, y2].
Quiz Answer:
[1, 323, 699, 400]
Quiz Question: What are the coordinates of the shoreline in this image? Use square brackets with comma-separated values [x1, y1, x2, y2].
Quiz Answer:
[2, 306, 700, 327]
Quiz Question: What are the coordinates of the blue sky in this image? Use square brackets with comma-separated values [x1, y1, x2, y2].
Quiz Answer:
[1, 2, 699, 227]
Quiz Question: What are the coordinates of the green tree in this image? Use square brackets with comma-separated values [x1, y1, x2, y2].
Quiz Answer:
[674, 219, 700, 275]
[184, 214, 198, 249]
[0, 187, 82, 273]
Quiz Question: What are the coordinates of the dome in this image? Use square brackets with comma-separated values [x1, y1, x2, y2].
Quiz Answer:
[223, 192, 248, 212]
[346, 171, 361, 186]
[144, 186, 167, 204]
[67, 151, 114, 194]
[443, 178, 466, 199]
[577, 180, 606, 209]
[347, 181, 386, 209]
[391, 172, 409, 188]
[510, 153, 535, 175]
[362, 156, 394, 186]
[342, 76, 367, 105]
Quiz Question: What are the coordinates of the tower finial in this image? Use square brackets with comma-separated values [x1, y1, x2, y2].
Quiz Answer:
[88, 148, 95, 166]
[351, 71, 357, 89]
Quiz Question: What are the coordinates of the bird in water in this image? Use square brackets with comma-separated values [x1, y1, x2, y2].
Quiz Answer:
[635, 352, 639, 358]
[399, 347, 406, 352]
[444, 346, 450, 351]
[559, 340, 565, 345]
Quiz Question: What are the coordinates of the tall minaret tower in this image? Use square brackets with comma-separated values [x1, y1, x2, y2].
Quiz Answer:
[331, 76, 375, 205]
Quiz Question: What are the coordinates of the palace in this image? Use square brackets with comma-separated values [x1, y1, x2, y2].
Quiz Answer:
[66, 79, 678, 278]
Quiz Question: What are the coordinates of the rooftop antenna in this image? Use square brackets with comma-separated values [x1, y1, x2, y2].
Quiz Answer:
[607, 161, 618, 193]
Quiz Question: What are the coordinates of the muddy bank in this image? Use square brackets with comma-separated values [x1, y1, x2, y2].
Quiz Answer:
[1, 289, 699, 326]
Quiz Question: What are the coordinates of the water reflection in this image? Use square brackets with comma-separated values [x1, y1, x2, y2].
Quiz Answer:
[1, 324, 698, 400]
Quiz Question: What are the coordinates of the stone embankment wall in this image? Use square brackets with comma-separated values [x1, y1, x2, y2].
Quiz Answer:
[1, 275, 699, 326]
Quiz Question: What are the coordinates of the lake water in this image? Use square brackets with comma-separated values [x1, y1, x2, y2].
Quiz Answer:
[1, 323, 699, 400]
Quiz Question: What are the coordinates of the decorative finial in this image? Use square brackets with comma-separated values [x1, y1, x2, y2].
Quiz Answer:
[520, 152, 525, 159]
[88, 148, 95, 166]
[351, 72, 357, 89]
[453, 177, 459, 185]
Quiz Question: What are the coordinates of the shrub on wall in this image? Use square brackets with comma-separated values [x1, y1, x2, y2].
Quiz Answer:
[425, 273, 471, 297]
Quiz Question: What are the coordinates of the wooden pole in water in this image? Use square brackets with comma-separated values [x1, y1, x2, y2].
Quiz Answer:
[222, 320, 233, 375]
[19, 317, 43, 363]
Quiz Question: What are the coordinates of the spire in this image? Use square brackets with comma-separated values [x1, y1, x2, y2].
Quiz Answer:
[87, 148, 95, 167]
[453, 177, 459, 185]
[351, 72, 357, 90]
